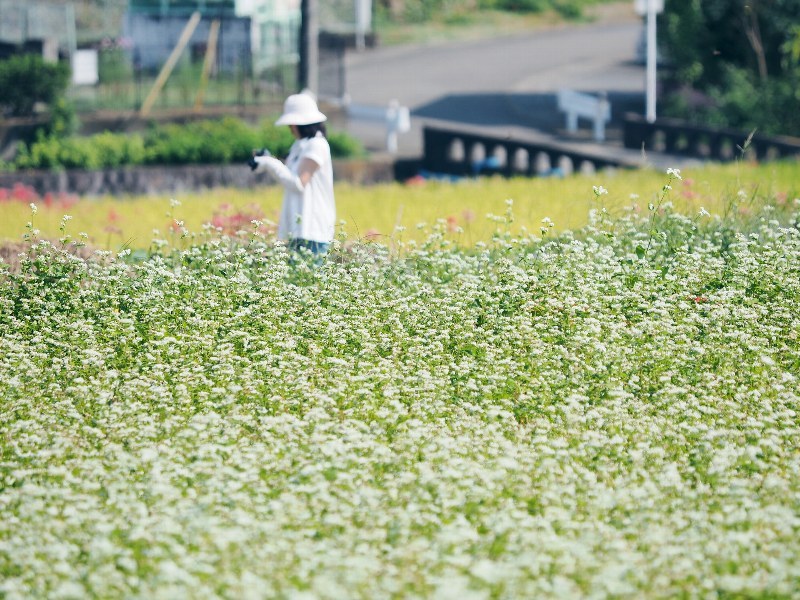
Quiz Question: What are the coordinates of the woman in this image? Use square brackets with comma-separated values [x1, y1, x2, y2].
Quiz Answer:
[250, 92, 335, 256]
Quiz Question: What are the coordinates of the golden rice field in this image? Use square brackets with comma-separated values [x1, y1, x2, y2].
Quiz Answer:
[1, 161, 798, 251]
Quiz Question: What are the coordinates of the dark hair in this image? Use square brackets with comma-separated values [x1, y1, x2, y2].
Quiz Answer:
[295, 122, 327, 139]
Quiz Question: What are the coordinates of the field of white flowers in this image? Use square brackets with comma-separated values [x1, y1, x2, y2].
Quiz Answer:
[1, 176, 799, 598]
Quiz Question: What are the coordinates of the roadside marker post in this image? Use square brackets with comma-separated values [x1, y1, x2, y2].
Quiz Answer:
[635, 0, 664, 123]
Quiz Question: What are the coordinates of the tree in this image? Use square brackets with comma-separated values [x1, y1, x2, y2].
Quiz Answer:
[0, 54, 71, 118]
[658, 0, 800, 136]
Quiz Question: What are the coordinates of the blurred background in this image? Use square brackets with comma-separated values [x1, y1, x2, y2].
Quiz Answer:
[1, 0, 798, 169]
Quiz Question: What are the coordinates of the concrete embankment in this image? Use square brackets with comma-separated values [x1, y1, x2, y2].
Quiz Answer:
[0, 156, 403, 197]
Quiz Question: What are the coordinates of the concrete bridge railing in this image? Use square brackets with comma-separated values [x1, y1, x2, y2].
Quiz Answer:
[422, 126, 638, 178]
[623, 113, 800, 162]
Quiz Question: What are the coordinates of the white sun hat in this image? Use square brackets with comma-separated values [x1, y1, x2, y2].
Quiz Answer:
[275, 92, 327, 126]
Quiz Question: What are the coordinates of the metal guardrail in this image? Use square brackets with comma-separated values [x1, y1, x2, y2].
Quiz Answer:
[623, 113, 800, 162]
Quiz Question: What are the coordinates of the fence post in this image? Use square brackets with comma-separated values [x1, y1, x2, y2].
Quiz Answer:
[593, 92, 609, 142]
[140, 11, 202, 117]
[386, 100, 410, 154]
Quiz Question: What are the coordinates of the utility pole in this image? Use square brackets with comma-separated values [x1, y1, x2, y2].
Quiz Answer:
[299, 0, 318, 94]
[355, 0, 372, 51]
[645, 0, 657, 123]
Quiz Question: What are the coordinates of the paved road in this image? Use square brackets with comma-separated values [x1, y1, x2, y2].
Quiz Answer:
[330, 11, 647, 158]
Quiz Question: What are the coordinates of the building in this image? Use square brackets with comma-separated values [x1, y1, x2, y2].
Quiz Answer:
[243, 0, 300, 76]
[124, 0, 300, 76]
[0, 0, 77, 61]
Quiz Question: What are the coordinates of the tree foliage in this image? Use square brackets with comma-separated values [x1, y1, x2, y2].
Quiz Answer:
[658, 0, 800, 136]
[0, 54, 71, 118]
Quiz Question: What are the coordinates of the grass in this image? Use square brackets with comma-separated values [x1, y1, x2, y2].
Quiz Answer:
[372, 1, 634, 47]
[0, 161, 798, 253]
[374, 9, 573, 46]
[1, 166, 799, 597]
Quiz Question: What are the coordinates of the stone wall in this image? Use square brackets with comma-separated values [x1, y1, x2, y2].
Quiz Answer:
[0, 158, 399, 197]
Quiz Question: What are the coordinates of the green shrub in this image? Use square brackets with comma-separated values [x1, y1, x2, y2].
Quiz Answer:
[14, 131, 147, 171]
[14, 135, 62, 171]
[663, 65, 800, 137]
[58, 137, 103, 170]
[376, 0, 604, 22]
[553, 0, 584, 19]
[143, 117, 261, 165]
[46, 97, 79, 138]
[6, 116, 365, 170]
[328, 130, 366, 158]
[255, 121, 296, 157]
[253, 121, 365, 159]
[141, 117, 362, 165]
[482, 0, 549, 13]
[0, 54, 70, 117]
[91, 132, 146, 167]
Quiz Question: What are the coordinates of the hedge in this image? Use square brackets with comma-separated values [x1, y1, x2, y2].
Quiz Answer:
[8, 116, 365, 171]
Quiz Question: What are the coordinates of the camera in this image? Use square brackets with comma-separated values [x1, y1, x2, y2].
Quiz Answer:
[248, 148, 271, 171]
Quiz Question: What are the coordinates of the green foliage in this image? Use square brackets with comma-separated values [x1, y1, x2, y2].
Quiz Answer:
[328, 130, 367, 158]
[375, 0, 605, 23]
[89, 131, 147, 167]
[15, 130, 146, 170]
[98, 47, 133, 85]
[14, 134, 62, 171]
[552, 0, 584, 19]
[254, 121, 297, 158]
[659, 0, 800, 136]
[660, 0, 795, 88]
[45, 97, 79, 138]
[0, 54, 71, 117]
[662, 64, 800, 136]
[8, 116, 364, 170]
[713, 66, 800, 136]
[481, 0, 550, 13]
[143, 117, 259, 165]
